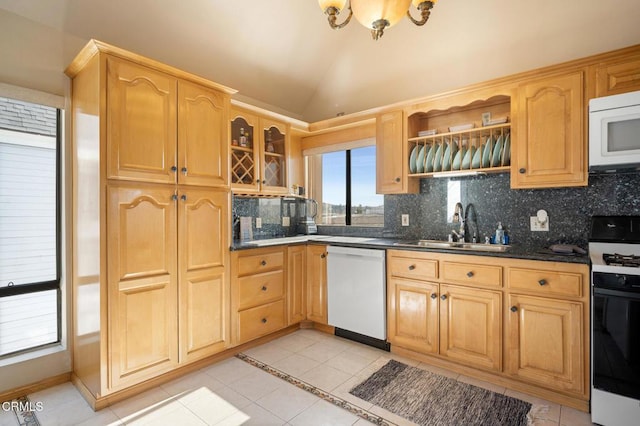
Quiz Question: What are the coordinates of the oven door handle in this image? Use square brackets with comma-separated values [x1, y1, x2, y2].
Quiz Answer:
[593, 287, 640, 300]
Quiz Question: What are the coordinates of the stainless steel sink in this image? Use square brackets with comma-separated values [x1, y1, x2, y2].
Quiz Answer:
[393, 239, 510, 252]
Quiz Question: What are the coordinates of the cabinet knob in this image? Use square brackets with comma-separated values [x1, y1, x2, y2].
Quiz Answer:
[395, 177, 401, 183]
[440, 294, 447, 300]
[181, 167, 187, 174]
[510, 306, 518, 313]
[262, 180, 266, 184]
[430, 293, 437, 299]
[519, 168, 526, 174]
[171, 166, 177, 172]
[261, 285, 267, 291]
[261, 318, 267, 324]
[321, 253, 326, 259]
[408, 264, 416, 270]
[466, 271, 474, 278]
[171, 194, 178, 201]
[538, 279, 547, 286]
[256, 179, 261, 183]
[261, 260, 267, 266]
[180, 194, 187, 201]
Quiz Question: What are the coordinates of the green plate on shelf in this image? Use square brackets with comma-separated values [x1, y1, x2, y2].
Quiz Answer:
[409, 144, 419, 173]
[491, 135, 503, 167]
[502, 134, 511, 166]
[462, 146, 474, 169]
[416, 145, 426, 173]
[452, 146, 465, 170]
[425, 143, 436, 173]
[482, 136, 493, 168]
[433, 143, 444, 172]
[471, 145, 482, 168]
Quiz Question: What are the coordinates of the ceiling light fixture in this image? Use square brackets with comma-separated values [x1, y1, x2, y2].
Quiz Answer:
[318, 0, 437, 40]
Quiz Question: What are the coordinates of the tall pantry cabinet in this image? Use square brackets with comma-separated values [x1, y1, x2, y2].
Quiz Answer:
[66, 40, 236, 407]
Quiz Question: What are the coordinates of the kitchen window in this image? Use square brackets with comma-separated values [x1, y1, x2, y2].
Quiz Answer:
[310, 144, 384, 227]
[0, 96, 61, 357]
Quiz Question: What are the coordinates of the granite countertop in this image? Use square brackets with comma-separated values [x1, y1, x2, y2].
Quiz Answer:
[231, 235, 589, 265]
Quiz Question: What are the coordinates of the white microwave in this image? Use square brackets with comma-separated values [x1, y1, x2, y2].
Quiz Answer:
[589, 90, 640, 172]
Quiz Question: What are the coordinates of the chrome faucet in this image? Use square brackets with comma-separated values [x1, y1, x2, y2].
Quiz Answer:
[452, 202, 466, 242]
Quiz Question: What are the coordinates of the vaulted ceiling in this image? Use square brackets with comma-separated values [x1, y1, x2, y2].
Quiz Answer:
[1, 0, 639, 122]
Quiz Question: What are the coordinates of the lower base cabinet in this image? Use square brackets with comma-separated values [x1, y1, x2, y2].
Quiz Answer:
[306, 245, 328, 324]
[387, 249, 589, 408]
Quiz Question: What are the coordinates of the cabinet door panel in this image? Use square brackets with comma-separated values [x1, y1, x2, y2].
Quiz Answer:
[306, 245, 327, 324]
[230, 109, 260, 192]
[387, 278, 439, 354]
[178, 81, 228, 187]
[107, 57, 177, 183]
[178, 189, 229, 363]
[507, 294, 583, 394]
[439, 284, 501, 372]
[287, 246, 307, 324]
[107, 185, 178, 388]
[512, 72, 585, 188]
[376, 110, 406, 194]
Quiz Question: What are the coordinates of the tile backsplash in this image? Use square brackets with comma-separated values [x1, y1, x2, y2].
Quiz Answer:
[233, 171, 640, 249]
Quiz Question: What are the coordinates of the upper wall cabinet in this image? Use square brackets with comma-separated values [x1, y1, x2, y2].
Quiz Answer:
[230, 107, 290, 195]
[511, 71, 586, 188]
[594, 56, 640, 98]
[405, 94, 513, 181]
[377, 110, 417, 194]
[107, 56, 230, 187]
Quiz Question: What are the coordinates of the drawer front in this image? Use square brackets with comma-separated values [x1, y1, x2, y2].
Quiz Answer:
[389, 256, 438, 280]
[508, 268, 582, 298]
[238, 270, 285, 310]
[238, 250, 284, 276]
[441, 261, 502, 288]
[238, 299, 286, 343]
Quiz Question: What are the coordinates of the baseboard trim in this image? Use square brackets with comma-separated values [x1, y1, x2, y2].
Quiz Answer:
[0, 372, 71, 403]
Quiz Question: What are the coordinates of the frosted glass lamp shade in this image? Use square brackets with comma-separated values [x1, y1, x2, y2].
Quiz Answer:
[351, 0, 412, 29]
[319, 0, 348, 13]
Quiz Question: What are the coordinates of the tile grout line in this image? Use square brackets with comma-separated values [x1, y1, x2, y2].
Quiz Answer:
[235, 352, 397, 426]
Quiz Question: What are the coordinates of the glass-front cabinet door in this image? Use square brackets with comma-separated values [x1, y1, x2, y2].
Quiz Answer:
[261, 120, 288, 193]
[230, 109, 260, 192]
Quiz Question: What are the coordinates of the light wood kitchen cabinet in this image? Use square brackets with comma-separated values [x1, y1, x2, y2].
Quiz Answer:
[387, 277, 439, 354]
[512, 71, 586, 188]
[439, 284, 502, 372]
[387, 250, 589, 410]
[107, 57, 229, 187]
[507, 294, 583, 394]
[306, 245, 328, 324]
[66, 40, 235, 407]
[594, 56, 640, 98]
[231, 247, 287, 344]
[178, 188, 230, 363]
[107, 184, 179, 389]
[376, 110, 415, 194]
[287, 245, 307, 325]
[230, 107, 290, 195]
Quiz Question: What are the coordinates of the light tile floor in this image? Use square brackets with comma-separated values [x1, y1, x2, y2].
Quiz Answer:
[2, 329, 594, 425]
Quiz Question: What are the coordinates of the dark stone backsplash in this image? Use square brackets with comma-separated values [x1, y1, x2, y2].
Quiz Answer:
[233, 172, 640, 250]
[384, 171, 640, 248]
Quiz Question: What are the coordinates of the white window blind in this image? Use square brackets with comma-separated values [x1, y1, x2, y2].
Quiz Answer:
[0, 136, 57, 287]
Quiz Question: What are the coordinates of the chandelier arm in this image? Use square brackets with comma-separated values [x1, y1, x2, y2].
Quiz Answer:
[326, 6, 353, 30]
[407, 1, 434, 26]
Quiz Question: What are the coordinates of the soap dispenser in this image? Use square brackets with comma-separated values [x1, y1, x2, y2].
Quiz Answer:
[495, 222, 504, 245]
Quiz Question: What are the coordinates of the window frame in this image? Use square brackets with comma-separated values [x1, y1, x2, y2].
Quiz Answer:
[0, 107, 62, 358]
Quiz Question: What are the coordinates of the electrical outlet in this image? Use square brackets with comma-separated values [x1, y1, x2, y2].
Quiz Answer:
[282, 216, 290, 226]
[401, 214, 410, 226]
[530, 216, 549, 231]
[255, 217, 262, 229]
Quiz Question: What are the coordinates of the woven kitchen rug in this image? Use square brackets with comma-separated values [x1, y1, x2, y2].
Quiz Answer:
[350, 360, 533, 426]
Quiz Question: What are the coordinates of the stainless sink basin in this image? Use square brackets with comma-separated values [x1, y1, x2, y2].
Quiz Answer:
[393, 239, 510, 252]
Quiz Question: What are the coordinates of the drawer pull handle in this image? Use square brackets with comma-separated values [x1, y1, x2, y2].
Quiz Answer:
[408, 265, 416, 270]
[440, 294, 447, 300]
[261, 318, 267, 324]
[466, 271, 474, 278]
[261, 260, 267, 266]
[519, 168, 526, 174]
[261, 285, 267, 291]
[538, 279, 547, 286]
[430, 293, 437, 299]
[510, 306, 518, 313]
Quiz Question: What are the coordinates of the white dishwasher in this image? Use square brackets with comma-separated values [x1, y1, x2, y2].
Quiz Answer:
[326, 245, 388, 349]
